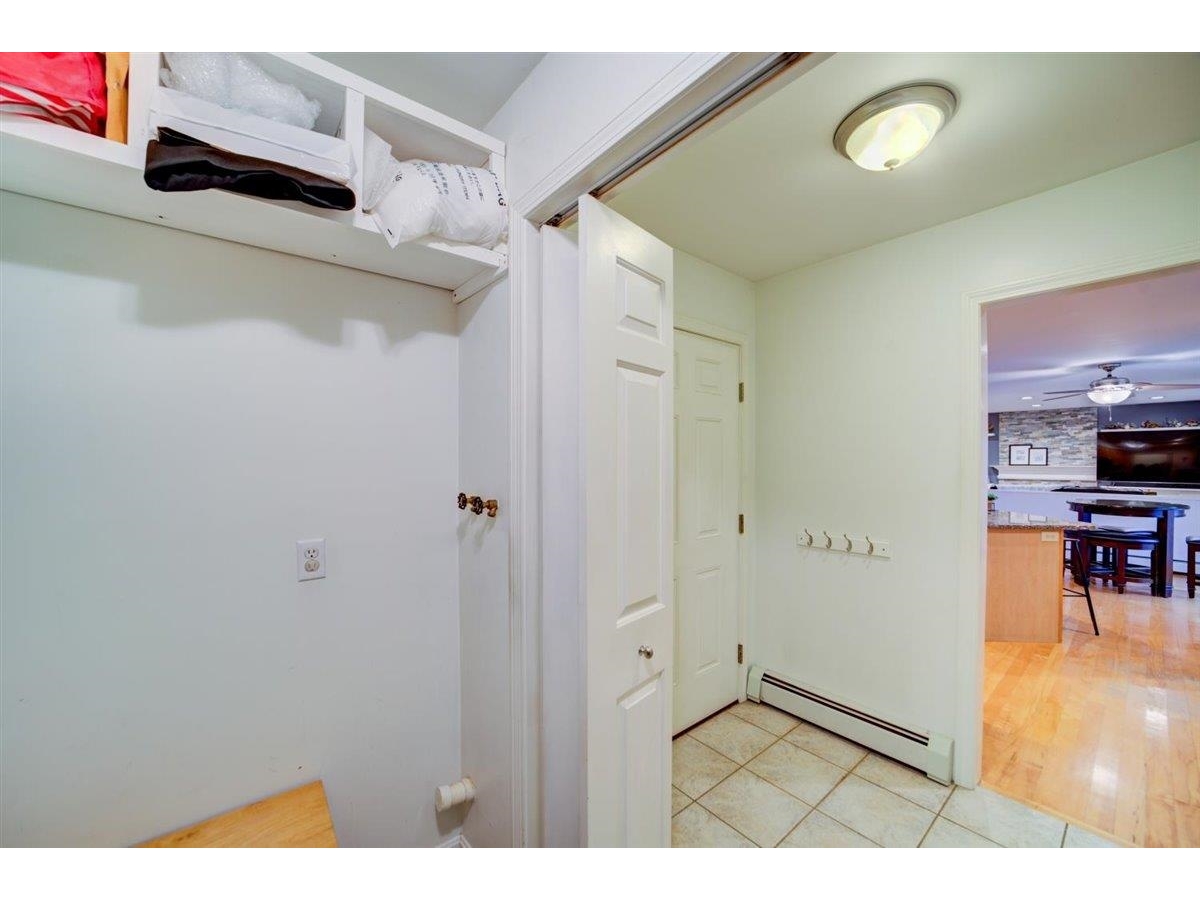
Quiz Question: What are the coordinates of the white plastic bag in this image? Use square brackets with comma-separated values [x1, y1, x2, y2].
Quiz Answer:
[371, 159, 507, 249]
[161, 53, 321, 131]
[362, 129, 506, 249]
[361, 128, 403, 211]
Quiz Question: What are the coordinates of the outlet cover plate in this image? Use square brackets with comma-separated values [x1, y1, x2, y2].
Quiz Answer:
[297, 538, 326, 581]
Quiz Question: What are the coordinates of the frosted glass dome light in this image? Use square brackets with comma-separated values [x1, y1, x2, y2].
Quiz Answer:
[834, 84, 957, 172]
[1087, 384, 1134, 405]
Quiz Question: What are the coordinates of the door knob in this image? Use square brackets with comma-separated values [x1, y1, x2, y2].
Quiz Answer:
[638, 645, 654, 659]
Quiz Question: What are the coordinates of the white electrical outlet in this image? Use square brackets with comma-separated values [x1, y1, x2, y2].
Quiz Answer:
[296, 538, 326, 581]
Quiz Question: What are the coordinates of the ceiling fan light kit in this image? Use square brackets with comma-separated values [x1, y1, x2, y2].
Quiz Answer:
[1041, 362, 1200, 406]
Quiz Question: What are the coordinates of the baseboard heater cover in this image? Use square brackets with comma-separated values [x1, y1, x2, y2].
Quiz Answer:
[746, 665, 953, 785]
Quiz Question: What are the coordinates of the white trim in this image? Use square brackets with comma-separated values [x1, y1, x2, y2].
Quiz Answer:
[516, 54, 727, 221]
[674, 315, 755, 704]
[508, 216, 541, 847]
[437, 832, 470, 848]
[954, 238, 1200, 788]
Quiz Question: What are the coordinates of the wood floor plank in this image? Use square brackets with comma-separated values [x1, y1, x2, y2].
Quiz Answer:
[983, 575, 1199, 847]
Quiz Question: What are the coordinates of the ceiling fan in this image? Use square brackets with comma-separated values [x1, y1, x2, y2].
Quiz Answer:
[1042, 362, 1200, 405]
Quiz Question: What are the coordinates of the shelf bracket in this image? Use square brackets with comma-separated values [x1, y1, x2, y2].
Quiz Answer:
[453, 260, 508, 304]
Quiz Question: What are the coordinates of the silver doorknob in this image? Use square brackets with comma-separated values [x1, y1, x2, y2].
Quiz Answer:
[638, 645, 654, 659]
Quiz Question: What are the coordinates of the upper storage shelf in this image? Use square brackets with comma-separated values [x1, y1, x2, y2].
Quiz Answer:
[0, 53, 507, 299]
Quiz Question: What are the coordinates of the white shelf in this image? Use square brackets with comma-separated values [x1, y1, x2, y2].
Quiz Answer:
[0, 53, 506, 295]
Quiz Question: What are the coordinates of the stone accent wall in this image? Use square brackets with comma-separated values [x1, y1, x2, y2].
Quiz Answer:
[999, 408, 1098, 467]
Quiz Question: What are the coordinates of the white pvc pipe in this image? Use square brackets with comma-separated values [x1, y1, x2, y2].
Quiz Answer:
[434, 776, 476, 812]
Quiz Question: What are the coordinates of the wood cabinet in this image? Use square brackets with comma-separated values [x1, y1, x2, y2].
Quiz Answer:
[986, 526, 1065, 642]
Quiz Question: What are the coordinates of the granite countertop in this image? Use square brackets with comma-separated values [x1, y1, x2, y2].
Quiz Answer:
[987, 511, 1098, 531]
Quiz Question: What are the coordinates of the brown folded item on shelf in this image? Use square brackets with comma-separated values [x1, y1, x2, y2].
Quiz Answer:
[143, 127, 355, 211]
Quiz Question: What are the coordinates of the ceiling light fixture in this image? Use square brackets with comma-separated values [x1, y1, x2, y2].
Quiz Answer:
[1020, 396, 1033, 400]
[1086, 383, 1134, 405]
[834, 83, 957, 172]
[1031, 404, 1042, 408]
[1151, 395, 1165, 400]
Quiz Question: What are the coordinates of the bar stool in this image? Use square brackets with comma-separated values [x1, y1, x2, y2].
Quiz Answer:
[1088, 528, 1157, 587]
[1084, 530, 1162, 596]
[1063, 528, 1100, 636]
[1188, 536, 1199, 599]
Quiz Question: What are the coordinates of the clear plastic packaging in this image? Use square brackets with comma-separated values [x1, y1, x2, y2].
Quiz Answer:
[362, 130, 507, 249]
[161, 53, 320, 131]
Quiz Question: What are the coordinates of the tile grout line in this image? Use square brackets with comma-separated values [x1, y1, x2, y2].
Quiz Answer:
[686, 715, 816, 848]
[681, 709, 1068, 848]
[913, 784, 956, 848]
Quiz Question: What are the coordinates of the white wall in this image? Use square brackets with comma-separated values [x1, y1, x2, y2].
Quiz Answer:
[455, 279, 512, 847]
[0, 193, 463, 847]
[676, 249, 755, 337]
[752, 142, 1200, 771]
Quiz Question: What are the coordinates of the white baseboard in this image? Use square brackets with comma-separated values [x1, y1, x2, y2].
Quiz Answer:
[437, 832, 470, 848]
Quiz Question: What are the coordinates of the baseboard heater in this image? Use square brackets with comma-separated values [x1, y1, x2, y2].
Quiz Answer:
[746, 666, 953, 785]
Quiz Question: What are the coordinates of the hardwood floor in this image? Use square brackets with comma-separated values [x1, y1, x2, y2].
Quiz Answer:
[983, 574, 1200, 847]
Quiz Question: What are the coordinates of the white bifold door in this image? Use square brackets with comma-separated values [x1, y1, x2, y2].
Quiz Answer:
[579, 196, 674, 847]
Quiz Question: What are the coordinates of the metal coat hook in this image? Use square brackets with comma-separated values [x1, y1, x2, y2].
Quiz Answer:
[822, 529, 833, 549]
[803, 528, 814, 547]
[842, 533, 853, 552]
[866, 535, 875, 555]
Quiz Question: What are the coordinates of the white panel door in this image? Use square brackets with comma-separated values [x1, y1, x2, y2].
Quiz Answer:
[579, 196, 674, 847]
[673, 330, 740, 734]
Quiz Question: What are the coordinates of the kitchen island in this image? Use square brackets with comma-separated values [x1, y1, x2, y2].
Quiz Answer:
[986, 511, 1096, 643]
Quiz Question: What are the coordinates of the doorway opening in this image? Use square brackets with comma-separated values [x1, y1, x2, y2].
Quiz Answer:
[527, 51, 1200, 848]
[979, 262, 1200, 847]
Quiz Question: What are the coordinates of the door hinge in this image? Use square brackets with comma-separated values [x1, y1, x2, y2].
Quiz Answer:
[739, 382, 745, 403]
[737, 643, 744, 665]
[738, 514, 745, 534]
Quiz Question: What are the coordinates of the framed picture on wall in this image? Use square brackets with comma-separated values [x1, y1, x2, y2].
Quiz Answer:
[1008, 444, 1031, 466]
[1029, 447, 1049, 466]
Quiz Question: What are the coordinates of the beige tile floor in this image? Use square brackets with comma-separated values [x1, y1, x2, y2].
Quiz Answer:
[672, 702, 1121, 848]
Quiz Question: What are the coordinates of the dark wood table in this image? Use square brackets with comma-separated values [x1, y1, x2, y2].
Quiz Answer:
[1067, 499, 1190, 598]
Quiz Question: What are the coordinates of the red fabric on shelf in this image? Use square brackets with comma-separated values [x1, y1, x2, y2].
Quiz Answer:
[0, 52, 106, 135]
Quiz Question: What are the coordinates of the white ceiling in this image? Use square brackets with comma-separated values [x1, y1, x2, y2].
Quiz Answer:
[609, 53, 1200, 282]
[987, 264, 1200, 413]
[313, 53, 543, 129]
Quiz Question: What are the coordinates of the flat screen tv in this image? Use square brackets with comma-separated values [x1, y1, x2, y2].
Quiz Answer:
[1097, 428, 1200, 487]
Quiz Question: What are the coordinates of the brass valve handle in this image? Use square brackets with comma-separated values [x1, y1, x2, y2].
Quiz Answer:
[458, 493, 497, 517]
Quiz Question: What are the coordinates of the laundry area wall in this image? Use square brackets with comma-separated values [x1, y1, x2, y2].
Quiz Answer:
[0, 193, 465, 847]
[751, 143, 1200, 769]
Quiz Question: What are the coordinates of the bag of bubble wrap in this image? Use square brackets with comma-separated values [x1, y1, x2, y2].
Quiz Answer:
[161, 53, 320, 130]
[363, 137, 507, 249]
